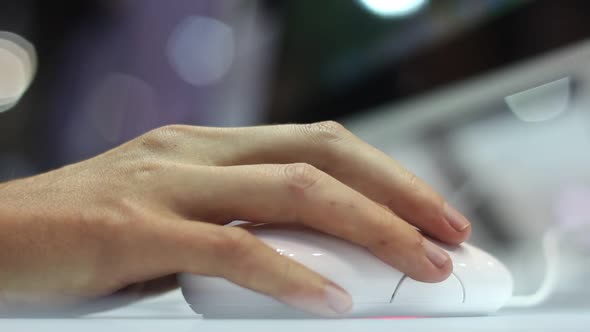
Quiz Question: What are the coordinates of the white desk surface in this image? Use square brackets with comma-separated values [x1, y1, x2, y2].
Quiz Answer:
[1, 290, 588, 332]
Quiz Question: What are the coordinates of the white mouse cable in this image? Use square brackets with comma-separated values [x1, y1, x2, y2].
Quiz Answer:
[504, 228, 561, 308]
[448, 178, 561, 309]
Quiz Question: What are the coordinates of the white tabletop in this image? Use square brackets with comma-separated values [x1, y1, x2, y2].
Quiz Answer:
[1, 290, 588, 332]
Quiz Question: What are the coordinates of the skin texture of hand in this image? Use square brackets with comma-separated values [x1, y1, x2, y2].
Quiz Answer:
[0, 122, 471, 317]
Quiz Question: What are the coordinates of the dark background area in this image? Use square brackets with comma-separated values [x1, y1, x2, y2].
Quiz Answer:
[2, 0, 590, 176]
[268, 0, 590, 122]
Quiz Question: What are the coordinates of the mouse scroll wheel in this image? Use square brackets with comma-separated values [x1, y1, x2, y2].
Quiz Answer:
[391, 274, 465, 304]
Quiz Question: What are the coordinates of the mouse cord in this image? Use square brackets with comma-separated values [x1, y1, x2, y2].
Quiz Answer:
[504, 228, 561, 308]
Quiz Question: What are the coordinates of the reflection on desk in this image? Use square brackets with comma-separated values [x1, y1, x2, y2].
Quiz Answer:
[2, 289, 588, 332]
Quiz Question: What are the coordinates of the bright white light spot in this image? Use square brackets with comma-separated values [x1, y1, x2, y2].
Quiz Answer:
[0, 48, 26, 102]
[357, 0, 428, 18]
[167, 16, 234, 86]
[311, 253, 323, 256]
[505, 77, 571, 122]
[0, 32, 36, 113]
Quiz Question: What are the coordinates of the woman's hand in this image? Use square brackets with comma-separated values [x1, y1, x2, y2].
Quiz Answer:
[0, 122, 471, 317]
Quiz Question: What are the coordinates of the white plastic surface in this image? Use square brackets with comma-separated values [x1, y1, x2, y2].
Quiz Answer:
[179, 225, 513, 318]
[393, 274, 464, 304]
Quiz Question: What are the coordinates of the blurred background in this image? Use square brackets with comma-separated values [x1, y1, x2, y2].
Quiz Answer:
[1, 0, 590, 311]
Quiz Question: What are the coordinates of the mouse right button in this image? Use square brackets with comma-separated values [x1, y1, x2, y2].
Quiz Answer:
[391, 274, 464, 304]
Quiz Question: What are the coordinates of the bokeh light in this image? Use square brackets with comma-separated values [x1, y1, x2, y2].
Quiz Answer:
[166, 16, 235, 86]
[0, 31, 36, 113]
[357, 0, 428, 18]
[505, 77, 571, 122]
[60, 72, 159, 163]
[86, 73, 159, 143]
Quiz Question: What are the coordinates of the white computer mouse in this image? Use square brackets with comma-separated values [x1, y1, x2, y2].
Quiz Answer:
[179, 224, 513, 318]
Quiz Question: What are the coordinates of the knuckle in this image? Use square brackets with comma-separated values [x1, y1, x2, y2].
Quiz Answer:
[214, 227, 255, 261]
[406, 171, 420, 189]
[282, 163, 323, 192]
[275, 261, 304, 296]
[402, 171, 423, 198]
[396, 170, 448, 223]
[409, 231, 425, 251]
[133, 159, 168, 178]
[369, 209, 422, 251]
[139, 125, 190, 153]
[372, 205, 397, 231]
[400, 225, 424, 252]
[382, 232, 424, 273]
[97, 197, 147, 237]
[300, 121, 350, 143]
[122, 159, 176, 185]
[279, 260, 295, 282]
[397, 233, 425, 273]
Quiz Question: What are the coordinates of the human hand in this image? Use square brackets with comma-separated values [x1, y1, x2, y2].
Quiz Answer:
[0, 122, 471, 316]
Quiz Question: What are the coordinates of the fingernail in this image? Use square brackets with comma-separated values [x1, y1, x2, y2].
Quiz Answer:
[324, 284, 353, 314]
[444, 202, 471, 232]
[423, 239, 449, 268]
